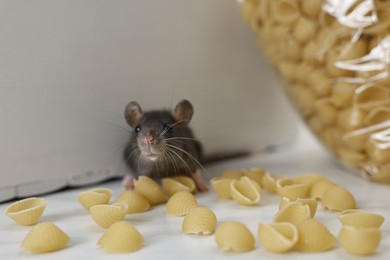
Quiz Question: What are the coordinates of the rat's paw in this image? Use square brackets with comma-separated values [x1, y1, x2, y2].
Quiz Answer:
[191, 171, 209, 192]
[122, 175, 135, 190]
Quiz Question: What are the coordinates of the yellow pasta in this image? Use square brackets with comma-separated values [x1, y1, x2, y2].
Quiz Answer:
[330, 82, 358, 109]
[215, 221, 255, 252]
[165, 191, 198, 216]
[241, 167, 266, 185]
[210, 177, 234, 199]
[5, 197, 47, 226]
[295, 219, 336, 252]
[115, 190, 150, 214]
[301, 0, 322, 18]
[182, 207, 217, 235]
[271, 0, 299, 24]
[261, 172, 277, 193]
[292, 17, 316, 44]
[77, 188, 112, 211]
[315, 101, 337, 126]
[133, 176, 166, 205]
[258, 222, 298, 253]
[274, 202, 311, 225]
[98, 221, 144, 253]
[338, 225, 381, 255]
[90, 202, 128, 229]
[219, 170, 242, 180]
[162, 176, 195, 197]
[275, 178, 309, 200]
[322, 185, 357, 211]
[22, 222, 70, 253]
[230, 176, 262, 206]
[279, 197, 318, 218]
[310, 180, 336, 200]
[338, 210, 385, 228]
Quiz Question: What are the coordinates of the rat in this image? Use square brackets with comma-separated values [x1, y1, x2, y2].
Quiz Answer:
[122, 99, 209, 192]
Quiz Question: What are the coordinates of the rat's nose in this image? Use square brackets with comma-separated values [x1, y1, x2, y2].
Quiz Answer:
[144, 135, 154, 145]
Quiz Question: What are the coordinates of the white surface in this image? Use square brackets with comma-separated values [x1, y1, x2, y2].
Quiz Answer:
[1, 128, 389, 259]
[0, 0, 297, 191]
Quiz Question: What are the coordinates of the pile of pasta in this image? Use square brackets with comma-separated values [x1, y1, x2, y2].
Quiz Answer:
[211, 168, 385, 255]
[239, 0, 390, 183]
[3, 171, 385, 256]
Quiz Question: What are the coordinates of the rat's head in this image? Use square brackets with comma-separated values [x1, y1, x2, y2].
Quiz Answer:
[124, 99, 194, 161]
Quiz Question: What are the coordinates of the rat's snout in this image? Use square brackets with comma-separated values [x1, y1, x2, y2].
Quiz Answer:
[143, 134, 155, 145]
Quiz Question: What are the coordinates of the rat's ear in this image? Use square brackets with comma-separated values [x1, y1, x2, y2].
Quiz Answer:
[124, 101, 143, 128]
[173, 99, 194, 126]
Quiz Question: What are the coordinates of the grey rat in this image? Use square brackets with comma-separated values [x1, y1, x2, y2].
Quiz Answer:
[122, 99, 208, 192]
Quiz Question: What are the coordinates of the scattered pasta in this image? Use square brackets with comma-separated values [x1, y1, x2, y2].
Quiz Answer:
[258, 222, 298, 253]
[77, 188, 112, 210]
[295, 219, 336, 252]
[215, 221, 255, 252]
[98, 221, 144, 253]
[133, 176, 166, 205]
[165, 191, 198, 216]
[22, 222, 70, 253]
[162, 176, 196, 197]
[230, 176, 262, 205]
[338, 225, 382, 255]
[115, 190, 150, 214]
[322, 185, 356, 211]
[274, 201, 311, 225]
[182, 207, 217, 235]
[210, 177, 234, 199]
[5, 197, 47, 226]
[337, 209, 385, 228]
[90, 202, 128, 229]
[275, 177, 309, 200]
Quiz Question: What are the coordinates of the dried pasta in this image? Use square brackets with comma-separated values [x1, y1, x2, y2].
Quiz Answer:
[162, 176, 196, 197]
[261, 172, 277, 193]
[133, 176, 166, 205]
[230, 176, 262, 205]
[322, 185, 356, 211]
[5, 197, 47, 226]
[258, 222, 298, 253]
[98, 221, 144, 253]
[210, 177, 234, 199]
[215, 221, 255, 252]
[115, 190, 150, 214]
[238, 0, 390, 183]
[165, 191, 198, 216]
[279, 197, 317, 218]
[338, 225, 381, 255]
[337, 209, 385, 228]
[275, 177, 309, 200]
[77, 188, 112, 210]
[22, 222, 70, 253]
[182, 207, 217, 235]
[274, 201, 311, 225]
[90, 202, 128, 229]
[295, 219, 336, 252]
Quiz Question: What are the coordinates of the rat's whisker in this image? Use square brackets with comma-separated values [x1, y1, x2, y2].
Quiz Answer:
[165, 146, 193, 177]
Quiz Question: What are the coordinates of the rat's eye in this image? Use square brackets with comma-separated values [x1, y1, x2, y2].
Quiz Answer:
[135, 125, 141, 133]
[164, 123, 173, 131]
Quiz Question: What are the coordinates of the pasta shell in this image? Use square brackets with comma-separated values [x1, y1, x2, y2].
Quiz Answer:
[322, 186, 356, 211]
[162, 177, 196, 197]
[219, 170, 243, 179]
[5, 197, 47, 226]
[98, 221, 144, 253]
[261, 172, 277, 193]
[215, 221, 255, 252]
[258, 222, 298, 253]
[338, 210, 385, 228]
[295, 219, 336, 252]
[133, 176, 166, 205]
[339, 225, 381, 255]
[230, 176, 262, 205]
[22, 222, 70, 253]
[210, 177, 234, 199]
[279, 197, 317, 218]
[274, 202, 311, 225]
[165, 191, 198, 216]
[90, 202, 128, 229]
[276, 178, 309, 200]
[115, 190, 150, 214]
[241, 167, 266, 185]
[294, 174, 328, 187]
[310, 180, 336, 200]
[77, 188, 112, 210]
[182, 207, 217, 235]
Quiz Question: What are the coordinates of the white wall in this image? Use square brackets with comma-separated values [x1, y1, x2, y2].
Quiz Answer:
[0, 0, 297, 199]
